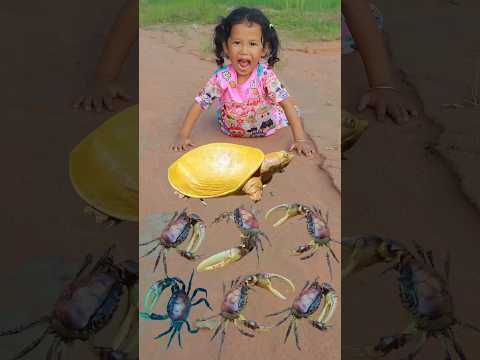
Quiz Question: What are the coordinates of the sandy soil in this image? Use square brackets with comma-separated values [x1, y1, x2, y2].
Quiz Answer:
[139, 27, 340, 360]
[0, 1, 139, 358]
[341, 1, 480, 359]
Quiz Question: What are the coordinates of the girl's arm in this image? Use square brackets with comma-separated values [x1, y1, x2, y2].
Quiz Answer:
[280, 98, 315, 157]
[342, 0, 417, 123]
[170, 102, 203, 151]
[73, 0, 138, 112]
[342, 0, 393, 88]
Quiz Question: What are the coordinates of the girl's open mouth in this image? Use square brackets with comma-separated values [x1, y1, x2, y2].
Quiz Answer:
[238, 59, 251, 70]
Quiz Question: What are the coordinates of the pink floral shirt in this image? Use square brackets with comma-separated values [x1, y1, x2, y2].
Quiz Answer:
[195, 63, 290, 137]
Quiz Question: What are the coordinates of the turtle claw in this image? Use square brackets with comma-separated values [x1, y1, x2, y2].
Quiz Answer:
[245, 273, 295, 300]
[265, 203, 306, 227]
[196, 247, 245, 272]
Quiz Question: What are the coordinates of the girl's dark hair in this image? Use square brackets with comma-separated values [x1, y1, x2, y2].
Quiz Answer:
[213, 7, 280, 68]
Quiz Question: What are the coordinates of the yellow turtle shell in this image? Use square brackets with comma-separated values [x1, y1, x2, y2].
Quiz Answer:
[168, 143, 265, 198]
[69, 105, 139, 221]
[341, 110, 368, 152]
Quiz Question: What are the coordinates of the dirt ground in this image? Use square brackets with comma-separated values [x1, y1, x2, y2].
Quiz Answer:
[139, 26, 341, 360]
[341, 1, 480, 359]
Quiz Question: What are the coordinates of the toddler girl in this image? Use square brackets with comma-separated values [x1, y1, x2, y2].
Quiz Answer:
[170, 7, 315, 157]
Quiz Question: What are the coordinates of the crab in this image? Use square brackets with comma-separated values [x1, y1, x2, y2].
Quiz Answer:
[343, 234, 480, 359]
[0, 246, 138, 360]
[266, 278, 337, 350]
[168, 143, 294, 202]
[139, 270, 211, 349]
[196, 273, 295, 360]
[197, 206, 270, 272]
[139, 209, 205, 275]
[265, 203, 340, 279]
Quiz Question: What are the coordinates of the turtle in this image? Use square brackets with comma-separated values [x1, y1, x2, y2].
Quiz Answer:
[69, 105, 139, 225]
[341, 110, 368, 155]
[167, 143, 294, 202]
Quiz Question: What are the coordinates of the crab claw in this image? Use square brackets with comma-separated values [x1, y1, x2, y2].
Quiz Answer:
[311, 283, 337, 330]
[342, 235, 407, 279]
[245, 273, 295, 300]
[196, 247, 246, 272]
[185, 215, 206, 254]
[265, 203, 308, 227]
[240, 319, 273, 332]
[143, 277, 182, 314]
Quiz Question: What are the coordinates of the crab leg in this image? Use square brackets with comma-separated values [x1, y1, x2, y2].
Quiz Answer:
[248, 273, 295, 300]
[8, 327, 51, 360]
[293, 320, 301, 350]
[0, 316, 50, 337]
[233, 319, 255, 337]
[217, 320, 229, 360]
[265, 203, 306, 227]
[197, 246, 248, 272]
[311, 283, 337, 330]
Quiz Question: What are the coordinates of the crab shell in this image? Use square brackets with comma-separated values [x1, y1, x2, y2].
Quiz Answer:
[168, 143, 293, 199]
[292, 282, 323, 318]
[53, 269, 124, 339]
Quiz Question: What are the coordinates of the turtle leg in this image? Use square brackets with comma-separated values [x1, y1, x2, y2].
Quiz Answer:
[242, 177, 263, 202]
[83, 206, 121, 227]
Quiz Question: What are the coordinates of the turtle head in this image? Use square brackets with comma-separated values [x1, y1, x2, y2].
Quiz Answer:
[261, 151, 294, 173]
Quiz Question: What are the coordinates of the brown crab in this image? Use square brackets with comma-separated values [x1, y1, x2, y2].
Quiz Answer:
[196, 273, 295, 360]
[266, 203, 340, 279]
[197, 207, 270, 272]
[139, 209, 205, 275]
[266, 278, 337, 350]
[343, 234, 480, 359]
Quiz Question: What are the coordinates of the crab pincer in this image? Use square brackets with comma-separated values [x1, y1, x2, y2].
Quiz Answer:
[266, 279, 337, 351]
[196, 273, 295, 360]
[266, 203, 340, 279]
[139, 209, 206, 275]
[197, 207, 270, 272]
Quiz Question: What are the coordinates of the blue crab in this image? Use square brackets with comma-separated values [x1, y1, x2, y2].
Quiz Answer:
[140, 270, 211, 349]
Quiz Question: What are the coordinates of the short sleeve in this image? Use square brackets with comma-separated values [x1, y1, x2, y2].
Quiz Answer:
[194, 73, 223, 110]
[263, 68, 290, 104]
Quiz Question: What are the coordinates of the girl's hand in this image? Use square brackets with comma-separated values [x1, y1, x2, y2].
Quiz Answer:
[170, 135, 195, 152]
[358, 87, 418, 124]
[289, 139, 315, 158]
[72, 79, 132, 112]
